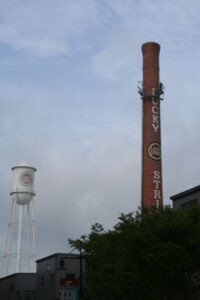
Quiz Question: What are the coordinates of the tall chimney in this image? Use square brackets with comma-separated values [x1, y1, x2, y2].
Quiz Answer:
[139, 42, 164, 208]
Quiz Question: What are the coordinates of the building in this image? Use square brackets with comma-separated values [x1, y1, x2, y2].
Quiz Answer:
[0, 273, 36, 300]
[36, 253, 82, 300]
[170, 185, 200, 209]
[0, 253, 83, 300]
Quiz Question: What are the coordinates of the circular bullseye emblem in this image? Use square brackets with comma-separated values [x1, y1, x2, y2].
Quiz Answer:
[147, 142, 161, 161]
[20, 172, 32, 186]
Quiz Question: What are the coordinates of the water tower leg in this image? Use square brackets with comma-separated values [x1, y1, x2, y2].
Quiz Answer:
[16, 205, 24, 273]
[27, 204, 31, 272]
[1, 199, 16, 277]
[31, 199, 37, 270]
[5, 199, 17, 276]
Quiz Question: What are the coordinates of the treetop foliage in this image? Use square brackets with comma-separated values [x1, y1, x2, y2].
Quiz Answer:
[69, 205, 200, 300]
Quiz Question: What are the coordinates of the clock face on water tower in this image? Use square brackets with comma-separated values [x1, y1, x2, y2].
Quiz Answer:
[20, 172, 33, 186]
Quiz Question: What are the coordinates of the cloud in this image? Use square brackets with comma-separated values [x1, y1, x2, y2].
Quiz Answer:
[0, 0, 97, 57]
[0, 87, 140, 258]
[1, 0, 200, 264]
[0, 0, 200, 59]
[1, 132, 140, 260]
[91, 0, 200, 83]
[92, 32, 140, 83]
[34, 132, 140, 255]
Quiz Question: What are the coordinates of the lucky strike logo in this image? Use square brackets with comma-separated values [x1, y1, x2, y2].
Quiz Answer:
[147, 142, 161, 161]
[20, 172, 32, 186]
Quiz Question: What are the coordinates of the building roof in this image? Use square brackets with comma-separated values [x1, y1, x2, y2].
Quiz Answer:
[0, 273, 36, 282]
[36, 252, 80, 263]
[170, 185, 200, 201]
[11, 161, 37, 171]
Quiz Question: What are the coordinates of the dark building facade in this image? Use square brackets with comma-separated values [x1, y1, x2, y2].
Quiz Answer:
[36, 253, 82, 300]
[0, 253, 82, 300]
[0, 273, 36, 300]
[170, 185, 200, 209]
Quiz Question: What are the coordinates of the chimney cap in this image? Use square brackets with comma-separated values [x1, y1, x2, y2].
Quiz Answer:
[142, 42, 160, 53]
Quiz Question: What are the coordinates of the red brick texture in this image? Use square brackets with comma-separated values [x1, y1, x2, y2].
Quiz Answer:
[141, 42, 163, 208]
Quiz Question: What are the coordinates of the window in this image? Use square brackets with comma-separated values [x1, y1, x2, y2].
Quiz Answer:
[9, 283, 14, 291]
[50, 273, 54, 284]
[66, 273, 75, 278]
[59, 258, 65, 269]
[17, 291, 35, 300]
[41, 276, 45, 286]
[181, 199, 198, 207]
[46, 265, 51, 272]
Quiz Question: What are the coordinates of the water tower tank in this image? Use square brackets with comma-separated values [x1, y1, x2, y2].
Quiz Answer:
[1, 161, 37, 276]
[10, 161, 36, 205]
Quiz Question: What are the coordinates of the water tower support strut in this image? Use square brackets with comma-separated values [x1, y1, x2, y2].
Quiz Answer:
[6, 199, 17, 276]
[31, 199, 37, 265]
[16, 205, 24, 273]
[1, 199, 16, 277]
[27, 204, 30, 272]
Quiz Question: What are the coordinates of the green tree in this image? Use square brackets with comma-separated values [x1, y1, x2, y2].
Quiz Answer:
[69, 206, 200, 300]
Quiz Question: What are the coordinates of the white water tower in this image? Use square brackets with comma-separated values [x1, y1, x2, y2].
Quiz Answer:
[1, 161, 37, 276]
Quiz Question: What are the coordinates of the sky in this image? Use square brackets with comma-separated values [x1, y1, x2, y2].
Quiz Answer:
[0, 0, 200, 264]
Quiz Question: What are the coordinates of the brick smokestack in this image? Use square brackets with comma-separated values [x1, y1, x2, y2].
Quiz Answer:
[139, 42, 163, 208]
